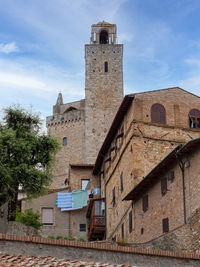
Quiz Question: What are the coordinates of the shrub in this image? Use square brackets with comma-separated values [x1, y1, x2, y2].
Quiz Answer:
[77, 237, 85, 242]
[15, 209, 42, 230]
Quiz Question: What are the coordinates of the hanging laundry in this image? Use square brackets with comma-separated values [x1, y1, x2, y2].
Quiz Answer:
[72, 190, 88, 209]
[56, 192, 73, 209]
[56, 190, 88, 211]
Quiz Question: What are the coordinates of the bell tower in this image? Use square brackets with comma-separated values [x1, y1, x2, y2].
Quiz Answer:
[84, 21, 124, 164]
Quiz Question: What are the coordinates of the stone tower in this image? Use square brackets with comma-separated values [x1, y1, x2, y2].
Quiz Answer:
[84, 21, 124, 164]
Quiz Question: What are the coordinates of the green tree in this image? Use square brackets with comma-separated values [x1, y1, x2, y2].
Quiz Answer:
[0, 106, 60, 221]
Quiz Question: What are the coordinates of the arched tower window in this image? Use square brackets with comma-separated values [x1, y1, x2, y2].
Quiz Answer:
[63, 137, 67, 146]
[151, 103, 166, 124]
[188, 109, 200, 128]
[100, 30, 108, 44]
[104, 61, 108, 72]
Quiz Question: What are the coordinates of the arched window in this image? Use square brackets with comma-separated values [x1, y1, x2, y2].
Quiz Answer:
[151, 103, 166, 124]
[63, 137, 67, 146]
[188, 109, 200, 128]
[104, 61, 108, 72]
[100, 30, 108, 44]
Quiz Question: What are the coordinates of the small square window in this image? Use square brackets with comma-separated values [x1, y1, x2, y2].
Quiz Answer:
[80, 224, 86, 232]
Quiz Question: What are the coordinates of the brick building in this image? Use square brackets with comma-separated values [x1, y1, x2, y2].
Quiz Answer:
[22, 21, 123, 239]
[92, 88, 200, 242]
[124, 138, 200, 253]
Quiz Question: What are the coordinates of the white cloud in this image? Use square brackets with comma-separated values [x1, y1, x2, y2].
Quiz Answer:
[0, 57, 84, 103]
[177, 57, 200, 95]
[118, 33, 133, 43]
[0, 42, 19, 54]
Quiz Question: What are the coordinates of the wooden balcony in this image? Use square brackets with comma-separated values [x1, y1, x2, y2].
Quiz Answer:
[87, 198, 105, 241]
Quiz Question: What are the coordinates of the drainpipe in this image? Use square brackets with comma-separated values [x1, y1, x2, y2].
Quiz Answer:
[176, 151, 187, 224]
[68, 211, 71, 237]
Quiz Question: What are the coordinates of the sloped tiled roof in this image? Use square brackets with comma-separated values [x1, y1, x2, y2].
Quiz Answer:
[0, 253, 133, 266]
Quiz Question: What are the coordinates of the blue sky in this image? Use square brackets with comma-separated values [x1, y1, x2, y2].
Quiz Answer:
[0, 0, 200, 123]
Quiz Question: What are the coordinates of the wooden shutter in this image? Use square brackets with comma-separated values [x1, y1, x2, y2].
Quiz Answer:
[162, 218, 169, 233]
[129, 211, 132, 233]
[120, 172, 123, 192]
[142, 195, 148, 212]
[151, 103, 166, 124]
[112, 187, 115, 206]
[161, 178, 167, 195]
[42, 208, 53, 225]
[121, 223, 124, 239]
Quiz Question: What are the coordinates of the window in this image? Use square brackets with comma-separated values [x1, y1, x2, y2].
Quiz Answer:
[104, 61, 108, 72]
[121, 223, 124, 239]
[112, 187, 116, 206]
[42, 208, 53, 225]
[129, 210, 132, 233]
[81, 180, 90, 190]
[80, 224, 86, 232]
[100, 30, 109, 44]
[120, 172, 123, 192]
[162, 218, 169, 233]
[161, 177, 167, 196]
[188, 109, 200, 129]
[141, 228, 144, 235]
[142, 195, 148, 212]
[63, 137, 67, 146]
[151, 103, 166, 124]
[168, 171, 174, 182]
[112, 236, 116, 242]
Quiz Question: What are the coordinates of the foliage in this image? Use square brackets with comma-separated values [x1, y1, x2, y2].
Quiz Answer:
[0, 106, 60, 220]
[15, 209, 42, 230]
[77, 237, 85, 242]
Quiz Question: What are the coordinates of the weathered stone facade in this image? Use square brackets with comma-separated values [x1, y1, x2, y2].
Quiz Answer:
[46, 21, 123, 189]
[93, 87, 200, 244]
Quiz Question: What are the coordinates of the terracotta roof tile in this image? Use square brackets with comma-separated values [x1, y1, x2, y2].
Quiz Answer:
[0, 253, 137, 267]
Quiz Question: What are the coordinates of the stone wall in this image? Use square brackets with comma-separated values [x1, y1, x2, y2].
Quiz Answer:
[130, 208, 200, 254]
[0, 234, 199, 266]
[84, 43, 123, 164]
[47, 117, 85, 189]
[6, 222, 40, 237]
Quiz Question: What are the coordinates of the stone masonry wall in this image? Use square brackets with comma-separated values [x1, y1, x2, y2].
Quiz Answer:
[48, 118, 85, 189]
[131, 208, 200, 254]
[84, 44, 123, 164]
[0, 234, 199, 266]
